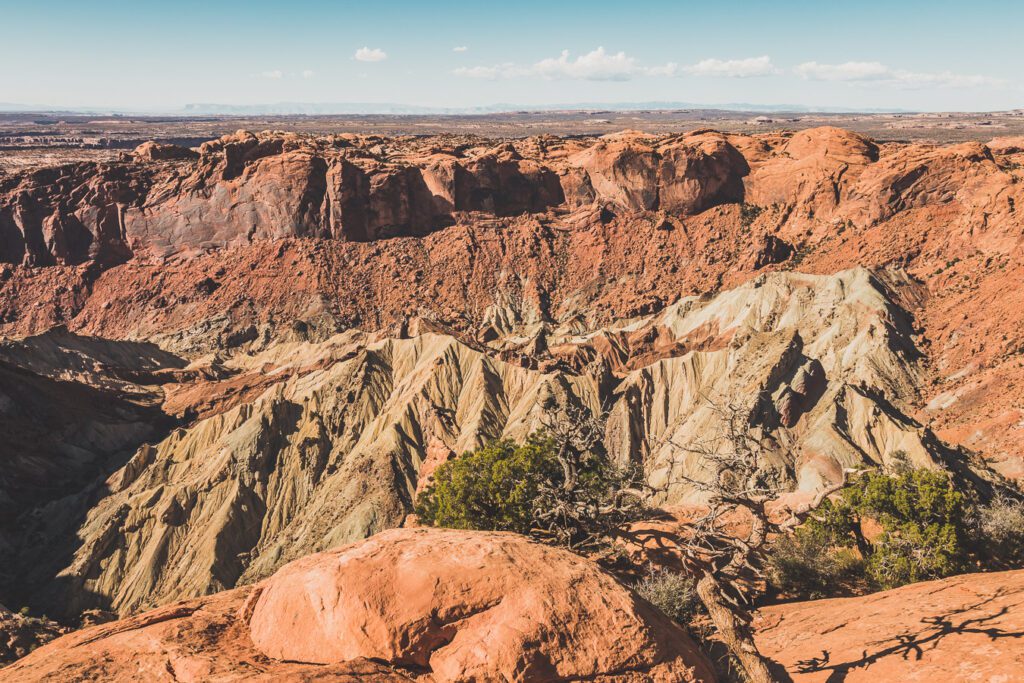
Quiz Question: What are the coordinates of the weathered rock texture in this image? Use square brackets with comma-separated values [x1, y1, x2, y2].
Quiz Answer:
[9, 266, 968, 619]
[5, 528, 715, 682]
[2, 127, 1024, 670]
[754, 568, 1024, 681]
[0, 130, 747, 266]
[0, 331, 177, 518]
[1, 128, 1021, 477]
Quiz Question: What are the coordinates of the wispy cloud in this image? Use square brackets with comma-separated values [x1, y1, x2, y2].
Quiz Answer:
[255, 69, 315, 81]
[683, 56, 779, 78]
[794, 61, 889, 81]
[452, 46, 468, 53]
[454, 49, 790, 81]
[533, 47, 672, 80]
[794, 61, 1003, 88]
[354, 47, 388, 62]
[454, 63, 527, 79]
[455, 47, 676, 81]
[451, 51, 1006, 92]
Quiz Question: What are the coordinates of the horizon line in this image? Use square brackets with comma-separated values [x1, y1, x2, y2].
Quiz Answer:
[5, 101, 1023, 117]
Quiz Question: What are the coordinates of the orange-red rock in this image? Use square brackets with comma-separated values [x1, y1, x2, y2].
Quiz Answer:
[4, 128, 1021, 480]
[754, 569, 1024, 681]
[3, 126, 1024, 682]
[1, 590, 410, 682]
[6, 528, 715, 682]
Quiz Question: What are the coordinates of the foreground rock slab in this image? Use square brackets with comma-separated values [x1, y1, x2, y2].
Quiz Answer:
[4, 528, 715, 682]
[754, 569, 1024, 682]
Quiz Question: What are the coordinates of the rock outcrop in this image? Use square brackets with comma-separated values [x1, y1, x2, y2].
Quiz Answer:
[601, 267, 936, 499]
[566, 130, 748, 212]
[5, 528, 715, 682]
[754, 568, 1024, 681]
[2, 126, 1024, 675]
[2, 127, 1021, 479]
[7, 267, 956, 619]
[0, 344, 176, 519]
[24, 331, 587, 615]
[131, 141, 199, 163]
[0, 129, 750, 267]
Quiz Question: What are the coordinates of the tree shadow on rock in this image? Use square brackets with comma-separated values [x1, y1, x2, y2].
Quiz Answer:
[793, 592, 1024, 682]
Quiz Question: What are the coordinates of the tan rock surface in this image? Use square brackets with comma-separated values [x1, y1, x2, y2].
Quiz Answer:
[27, 330, 593, 616]
[12, 267, 960, 619]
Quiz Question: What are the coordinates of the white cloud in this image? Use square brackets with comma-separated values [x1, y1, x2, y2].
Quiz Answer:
[646, 62, 680, 77]
[535, 47, 648, 81]
[452, 46, 468, 52]
[354, 47, 387, 62]
[683, 56, 779, 78]
[794, 61, 891, 82]
[794, 61, 1003, 89]
[255, 69, 317, 81]
[455, 47, 676, 81]
[454, 63, 528, 79]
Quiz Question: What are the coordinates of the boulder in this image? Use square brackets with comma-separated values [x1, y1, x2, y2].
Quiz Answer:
[7, 528, 715, 682]
[744, 126, 878, 217]
[752, 234, 794, 269]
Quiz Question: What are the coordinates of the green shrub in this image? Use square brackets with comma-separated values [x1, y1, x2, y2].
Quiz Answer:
[634, 568, 697, 624]
[416, 430, 644, 551]
[802, 467, 972, 589]
[771, 467, 1024, 597]
[415, 436, 562, 533]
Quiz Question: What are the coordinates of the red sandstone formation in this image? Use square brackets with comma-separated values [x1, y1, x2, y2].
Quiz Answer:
[3, 126, 1024, 679]
[5, 529, 715, 682]
[2, 127, 1021, 475]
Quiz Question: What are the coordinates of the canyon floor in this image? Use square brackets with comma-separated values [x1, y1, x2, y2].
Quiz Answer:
[1, 117, 1023, 680]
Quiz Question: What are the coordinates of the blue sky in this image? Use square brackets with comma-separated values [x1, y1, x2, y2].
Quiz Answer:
[1, 0, 1021, 111]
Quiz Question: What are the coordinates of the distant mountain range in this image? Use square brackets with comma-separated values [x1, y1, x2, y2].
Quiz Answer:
[179, 101, 911, 115]
[0, 101, 913, 116]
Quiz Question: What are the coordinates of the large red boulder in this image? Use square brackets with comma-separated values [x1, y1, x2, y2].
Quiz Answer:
[247, 528, 713, 681]
[5, 528, 715, 682]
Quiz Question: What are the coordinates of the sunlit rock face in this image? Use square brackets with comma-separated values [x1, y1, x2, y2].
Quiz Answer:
[2, 127, 1022, 632]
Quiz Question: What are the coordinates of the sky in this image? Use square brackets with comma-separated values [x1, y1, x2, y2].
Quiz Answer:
[1, 0, 1022, 112]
